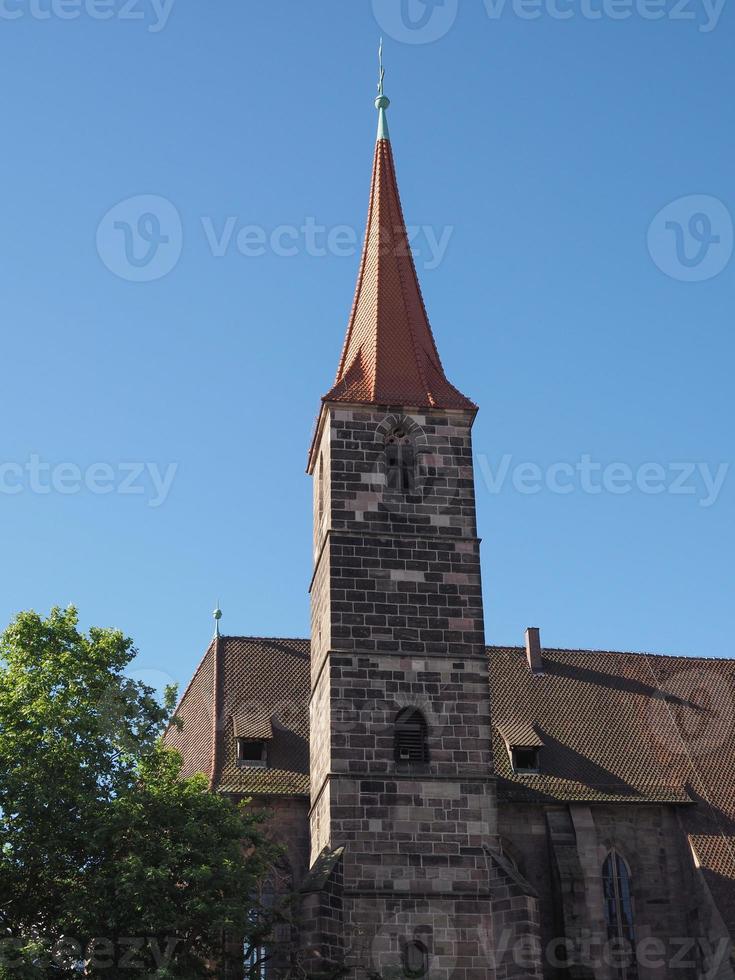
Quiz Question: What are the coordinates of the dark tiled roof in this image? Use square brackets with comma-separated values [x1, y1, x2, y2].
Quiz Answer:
[489, 646, 735, 811]
[489, 645, 735, 933]
[165, 637, 310, 798]
[216, 636, 309, 796]
[167, 637, 735, 927]
[165, 642, 215, 780]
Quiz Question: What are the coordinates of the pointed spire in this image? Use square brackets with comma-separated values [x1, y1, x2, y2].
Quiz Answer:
[321, 58, 475, 413]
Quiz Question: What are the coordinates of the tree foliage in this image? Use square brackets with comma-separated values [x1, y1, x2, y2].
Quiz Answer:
[0, 607, 278, 978]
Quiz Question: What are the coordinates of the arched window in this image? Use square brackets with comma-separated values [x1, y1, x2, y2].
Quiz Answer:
[402, 940, 429, 979]
[385, 428, 416, 491]
[394, 708, 429, 764]
[603, 850, 638, 979]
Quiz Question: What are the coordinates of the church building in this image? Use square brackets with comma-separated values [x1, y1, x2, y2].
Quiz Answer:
[165, 77, 735, 980]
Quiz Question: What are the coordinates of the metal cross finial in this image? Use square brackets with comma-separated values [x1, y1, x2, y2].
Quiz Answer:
[374, 37, 391, 140]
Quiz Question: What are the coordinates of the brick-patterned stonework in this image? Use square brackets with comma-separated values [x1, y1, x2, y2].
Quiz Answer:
[496, 802, 712, 980]
[308, 403, 496, 978]
[166, 633, 735, 978]
[301, 847, 346, 976]
[243, 796, 311, 889]
[486, 847, 543, 980]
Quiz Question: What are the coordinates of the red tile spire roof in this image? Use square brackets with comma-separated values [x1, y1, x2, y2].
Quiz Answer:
[321, 86, 476, 412]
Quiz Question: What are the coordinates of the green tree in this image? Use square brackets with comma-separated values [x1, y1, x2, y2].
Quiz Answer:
[0, 607, 278, 978]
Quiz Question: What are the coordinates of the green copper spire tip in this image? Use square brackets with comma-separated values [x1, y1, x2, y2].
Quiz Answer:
[375, 38, 390, 141]
[375, 95, 390, 141]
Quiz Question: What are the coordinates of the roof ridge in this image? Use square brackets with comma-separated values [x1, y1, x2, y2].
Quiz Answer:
[219, 634, 310, 644]
[488, 645, 734, 662]
[211, 637, 733, 663]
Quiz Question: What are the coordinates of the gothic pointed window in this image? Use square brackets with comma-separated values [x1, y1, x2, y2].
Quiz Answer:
[603, 850, 638, 979]
[394, 708, 429, 764]
[385, 428, 415, 491]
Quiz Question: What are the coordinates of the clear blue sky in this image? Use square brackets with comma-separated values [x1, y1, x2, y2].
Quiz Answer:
[0, 0, 732, 695]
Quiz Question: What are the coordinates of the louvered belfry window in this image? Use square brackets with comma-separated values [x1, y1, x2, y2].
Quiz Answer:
[394, 708, 429, 764]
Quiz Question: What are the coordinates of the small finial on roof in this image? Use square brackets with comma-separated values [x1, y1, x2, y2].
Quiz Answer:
[213, 602, 222, 637]
[375, 38, 390, 142]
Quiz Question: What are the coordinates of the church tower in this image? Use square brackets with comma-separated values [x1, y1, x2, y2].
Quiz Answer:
[305, 72, 498, 979]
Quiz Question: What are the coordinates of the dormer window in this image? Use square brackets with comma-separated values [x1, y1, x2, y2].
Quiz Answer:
[233, 715, 273, 768]
[498, 721, 543, 774]
[237, 738, 268, 768]
[511, 746, 540, 773]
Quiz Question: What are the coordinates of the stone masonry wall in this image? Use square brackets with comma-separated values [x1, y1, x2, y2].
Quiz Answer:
[576, 803, 699, 980]
[308, 404, 497, 979]
[498, 802, 704, 980]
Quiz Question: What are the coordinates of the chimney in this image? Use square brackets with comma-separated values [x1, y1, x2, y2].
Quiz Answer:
[525, 627, 543, 674]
